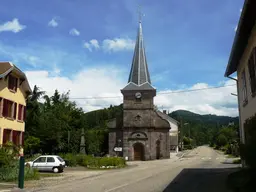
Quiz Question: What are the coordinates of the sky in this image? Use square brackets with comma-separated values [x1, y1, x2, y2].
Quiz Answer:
[0, 0, 244, 116]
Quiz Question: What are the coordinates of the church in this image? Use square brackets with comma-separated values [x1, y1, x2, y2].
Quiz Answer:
[107, 18, 179, 161]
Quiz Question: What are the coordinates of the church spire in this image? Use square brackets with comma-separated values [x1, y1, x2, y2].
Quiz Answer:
[128, 9, 151, 86]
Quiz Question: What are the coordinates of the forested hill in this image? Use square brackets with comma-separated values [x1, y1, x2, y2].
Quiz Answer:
[169, 110, 239, 126]
[168, 110, 239, 146]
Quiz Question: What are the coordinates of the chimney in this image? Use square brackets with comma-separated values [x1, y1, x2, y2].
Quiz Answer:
[163, 110, 167, 114]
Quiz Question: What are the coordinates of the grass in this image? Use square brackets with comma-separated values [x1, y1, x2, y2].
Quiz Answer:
[226, 154, 236, 158]
[233, 159, 241, 164]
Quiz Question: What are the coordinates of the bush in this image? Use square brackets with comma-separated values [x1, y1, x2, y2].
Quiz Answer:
[233, 159, 241, 164]
[0, 162, 39, 182]
[59, 153, 79, 167]
[58, 153, 126, 169]
[82, 156, 126, 168]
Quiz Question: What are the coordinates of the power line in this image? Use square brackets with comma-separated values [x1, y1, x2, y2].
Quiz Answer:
[70, 84, 236, 100]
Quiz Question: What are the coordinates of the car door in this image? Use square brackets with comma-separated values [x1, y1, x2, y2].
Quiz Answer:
[32, 157, 47, 171]
[46, 157, 56, 171]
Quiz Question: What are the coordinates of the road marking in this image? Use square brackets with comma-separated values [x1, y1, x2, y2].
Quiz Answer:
[0, 190, 11, 192]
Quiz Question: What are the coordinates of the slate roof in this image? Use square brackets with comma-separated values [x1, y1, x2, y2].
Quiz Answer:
[156, 110, 179, 131]
[122, 82, 155, 91]
[126, 21, 153, 90]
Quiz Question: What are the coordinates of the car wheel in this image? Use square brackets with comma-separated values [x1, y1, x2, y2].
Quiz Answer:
[53, 167, 59, 173]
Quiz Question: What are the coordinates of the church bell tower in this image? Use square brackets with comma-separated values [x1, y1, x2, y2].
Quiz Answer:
[121, 16, 156, 128]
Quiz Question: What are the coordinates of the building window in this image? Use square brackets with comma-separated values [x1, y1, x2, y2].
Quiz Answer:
[3, 99, 17, 119]
[8, 75, 18, 92]
[241, 70, 248, 105]
[18, 104, 26, 121]
[248, 47, 256, 96]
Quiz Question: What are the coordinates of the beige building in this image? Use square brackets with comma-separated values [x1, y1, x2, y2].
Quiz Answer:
[224, 0, 256, 144]
[0, 62, 31, 147]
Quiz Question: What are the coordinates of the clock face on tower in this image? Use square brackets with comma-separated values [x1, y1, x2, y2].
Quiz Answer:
[135, 92, 142, 99]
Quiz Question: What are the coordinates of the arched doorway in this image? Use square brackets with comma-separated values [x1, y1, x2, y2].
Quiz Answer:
[133, 143, 144, 161]
[156, 140, 160, 159]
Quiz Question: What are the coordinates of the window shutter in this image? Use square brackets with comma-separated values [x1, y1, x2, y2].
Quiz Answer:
[12, 131, 17, 145]
[0, 97, 3, 116]
[3, 99, 8, 117]
[18, 104, 21, 120]
[14, 103, 17, 119]
[23, 106, 26, 121]
[3, 129, 7, 144]
[15, 78, 18, 91]
[8, 76, 11, 89]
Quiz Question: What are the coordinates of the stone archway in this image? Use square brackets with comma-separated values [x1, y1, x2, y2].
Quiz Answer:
[133, 142, 144, 161]
[156, 140, 160, 159]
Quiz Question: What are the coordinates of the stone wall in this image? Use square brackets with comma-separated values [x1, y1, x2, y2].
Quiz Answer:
[122, 128, 170, 160]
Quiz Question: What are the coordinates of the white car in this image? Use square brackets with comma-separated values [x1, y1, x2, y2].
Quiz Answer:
[25, 155, 66, 173]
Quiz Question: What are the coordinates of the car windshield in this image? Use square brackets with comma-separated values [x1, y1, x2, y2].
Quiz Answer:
[57, 156, 64, 162]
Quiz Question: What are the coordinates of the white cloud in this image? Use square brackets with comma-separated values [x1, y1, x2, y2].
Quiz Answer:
[48, 18, 58, 27]
[102, 38, 135, 52]
[0, 18, 26, 33]
[83, 38, 135, 52]
[69, 28, 80, 36]
[25, 68, 238, 116]
[83, 39, 100, 52]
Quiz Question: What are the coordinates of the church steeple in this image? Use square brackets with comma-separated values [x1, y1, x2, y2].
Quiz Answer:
[128, 19, 151, 85]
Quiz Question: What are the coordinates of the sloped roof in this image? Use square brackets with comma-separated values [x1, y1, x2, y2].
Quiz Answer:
[122, 82, 156, 91]
[224, 0, 256, 77]
[0, 62, 32, 93]
[124, 20, 155, 91]
[156, 110, 179, 131]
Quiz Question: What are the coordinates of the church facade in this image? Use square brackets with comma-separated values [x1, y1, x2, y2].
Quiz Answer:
[107, 20, 177, 161]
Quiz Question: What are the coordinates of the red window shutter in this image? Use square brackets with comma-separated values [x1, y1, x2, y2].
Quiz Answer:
[15, 78, 18, 91]
[8, 76, 11, 89]
[0, 97, 3, 116]
[23, 106, 26, 121]
[3, 99, 8, 117]
[12, 131, 17, 145]
[3, 129, 11, 144]
[3, 131, 6, 144]
[21, 132, 24, 146]
[14, 103, 17, 119]
[18, 104, 21, 120]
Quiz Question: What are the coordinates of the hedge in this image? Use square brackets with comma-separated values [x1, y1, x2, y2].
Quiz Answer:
[59, 153, 126, 169]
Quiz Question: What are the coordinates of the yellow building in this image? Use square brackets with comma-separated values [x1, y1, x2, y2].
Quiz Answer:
[0, 62, 31, 147]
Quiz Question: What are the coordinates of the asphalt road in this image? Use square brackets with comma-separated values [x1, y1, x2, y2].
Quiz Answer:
[16, 146, 240, 192]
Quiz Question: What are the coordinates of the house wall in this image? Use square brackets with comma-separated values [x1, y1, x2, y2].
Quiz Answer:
[0, 72, 27, 145]
[237, 23, 256, 143]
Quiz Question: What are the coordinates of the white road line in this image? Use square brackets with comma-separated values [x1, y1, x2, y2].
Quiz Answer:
[0, 190, 11, 192]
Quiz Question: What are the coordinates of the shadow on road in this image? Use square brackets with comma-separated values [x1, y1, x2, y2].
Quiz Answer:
[163, 167, 239, 192]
